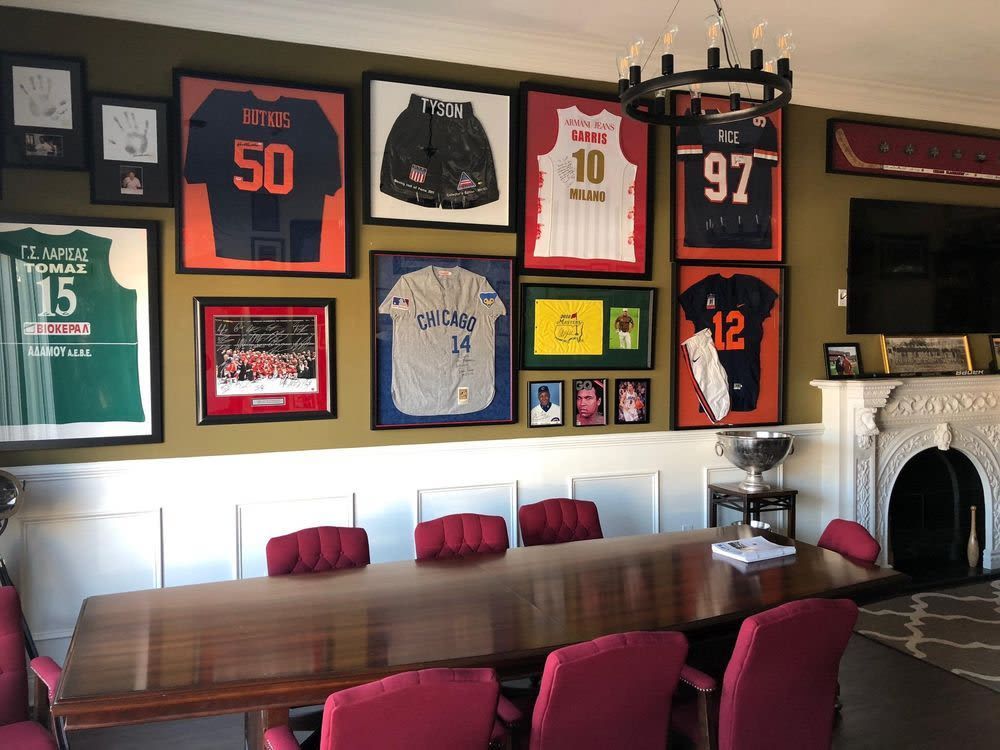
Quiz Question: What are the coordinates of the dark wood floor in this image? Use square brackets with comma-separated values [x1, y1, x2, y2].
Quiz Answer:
[64, 632, 997, 749]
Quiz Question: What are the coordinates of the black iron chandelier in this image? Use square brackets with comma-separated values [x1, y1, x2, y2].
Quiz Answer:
[618, 1, 794, 126]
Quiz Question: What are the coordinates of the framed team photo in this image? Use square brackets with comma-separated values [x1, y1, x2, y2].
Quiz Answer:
[824, 342, 863, 379]
[880, 334, 971, 376]
[991, 335, 1000, 373]
[517, 83, 652, 279]
[0, 214, 161, 450]
[527, 380, 564, 428]
[572, 377, 608, 427]
[363, 72, 515, 232]
[614, 378, 650, 425]
[520, 283, 655, 370]
[670, 92, 783, 263]
[175, 70, 352, 277]
[1, 53, 87, 170]
[194, 297, 335, 425]
[371, 251, 515, 429]
[672, 263, 785, 430]
[89, 93, 172, 206]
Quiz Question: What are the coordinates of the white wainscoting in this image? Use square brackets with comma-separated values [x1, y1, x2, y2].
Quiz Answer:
[0, 424, 823, 665]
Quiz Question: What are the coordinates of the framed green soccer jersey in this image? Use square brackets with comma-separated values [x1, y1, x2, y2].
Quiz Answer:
[0, 215, 161, 450]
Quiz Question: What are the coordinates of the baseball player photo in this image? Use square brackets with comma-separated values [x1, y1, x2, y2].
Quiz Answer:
[528, 381, 563, 427]
[573, 378, 607, 427]
[609, 306, 638, 350]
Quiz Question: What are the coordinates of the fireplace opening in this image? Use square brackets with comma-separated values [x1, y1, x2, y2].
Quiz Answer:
[888, 448, 985, 579]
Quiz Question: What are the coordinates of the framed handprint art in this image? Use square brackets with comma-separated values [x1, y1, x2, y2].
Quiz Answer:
[90, 94, 172, 206]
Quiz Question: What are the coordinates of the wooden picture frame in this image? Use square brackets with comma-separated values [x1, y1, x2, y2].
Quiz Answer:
[194, 297, 335, 425]
[516, 83, 652, 279]
[175, 70, 352, 277]
[881, 335, 972, 376]
[371, 251, 515, 429]
[89, 93, 172, 206]
[614, 377, 650, 424]
[824, 342, 863, 379]
[572, 377, 608, 427]
[1, 52, 87, 170]
[672, 263, 785, 429]
[520, 283, 655, 370]
[363, 72, 515, 232]
[527, 380, 564, 428]
[670, 91, 783, 263]
[0, 214, 161, 450]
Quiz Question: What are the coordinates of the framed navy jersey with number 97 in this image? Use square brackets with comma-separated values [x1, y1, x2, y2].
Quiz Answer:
[671, 92, 783, 263]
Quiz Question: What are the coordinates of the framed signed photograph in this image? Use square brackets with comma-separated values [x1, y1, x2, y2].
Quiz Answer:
[90, 93, 171, 206]
[1, 53, 87, 170]
[0, 214, 161, 450]
[517, 84, 652, 279]
[672, 263, 785, 430]
[824, 342, 863, 379]
[175, 70, 351, 277]
[194, 298, 335, 425]
[881, 335, 971, 376]
[371, 251, 515, 429]
[520, 283, 655, 370]
[363, 73, 515, 232]
[573, 377, 607, 427]
[614, 378, 650, 424]
[527, 380, 563, 428]
[670, 91, 783, 263]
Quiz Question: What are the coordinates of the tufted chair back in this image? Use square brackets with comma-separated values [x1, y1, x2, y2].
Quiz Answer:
[414, 513, 509, 561]
[266, 526, 370, 576]
[0, 586, 28, 726]
[518, 498, 603, 547]
[817, 519, 881, 564]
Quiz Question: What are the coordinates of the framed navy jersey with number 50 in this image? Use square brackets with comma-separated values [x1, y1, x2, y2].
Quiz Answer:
[670, 92, 783, 263]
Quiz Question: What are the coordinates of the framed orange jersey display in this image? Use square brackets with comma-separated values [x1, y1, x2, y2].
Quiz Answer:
[175, 70, 352, 277]
[672, 263, 785, 430]
[671, 92, 783, 264]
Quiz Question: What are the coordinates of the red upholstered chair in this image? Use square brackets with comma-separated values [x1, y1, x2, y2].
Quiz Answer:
[263, 668, 504, 750]
[0, 586, 59, 750]
[414, 513, 510, 561]
[817, 519, 881, 564]
[518, 498, 603, 547]
[266, 526, 370, 576]
[673, 598, 859, 750]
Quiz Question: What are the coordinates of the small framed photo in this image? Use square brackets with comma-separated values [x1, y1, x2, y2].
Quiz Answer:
[176, 70, 351, 277]
[517, 83, 652, 279]
[881, 335, 972, 376]
[573, 377, 608, 427]
[824, 343, 863, 379]
[614, 378, 650, 424]
[527, 380, 563, 428]
[194, 298, 335, 425]
[89, 94, 172, 206]
[1, 53, 87, 170]
[363, 72, 515, 232]
[991, 335, 1000, 373]
[520, 283, 656, 370]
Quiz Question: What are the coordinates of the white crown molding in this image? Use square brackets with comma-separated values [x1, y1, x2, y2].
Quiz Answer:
[6, 0, 1000, 128]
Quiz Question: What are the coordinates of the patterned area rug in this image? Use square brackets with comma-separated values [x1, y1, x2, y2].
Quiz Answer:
[856, 579, 1000, 692]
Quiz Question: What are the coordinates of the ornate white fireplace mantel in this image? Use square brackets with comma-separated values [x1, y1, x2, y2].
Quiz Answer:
[811, 376, 1000, 569]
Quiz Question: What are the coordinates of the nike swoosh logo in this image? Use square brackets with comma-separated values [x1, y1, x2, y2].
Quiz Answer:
[691, 356, 701, 363]
[736, 303, 746, 308]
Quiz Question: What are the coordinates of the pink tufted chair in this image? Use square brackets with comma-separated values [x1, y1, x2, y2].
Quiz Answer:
[414, 513, 510, 561]
[817, 519, 881, 564]
[518, 498, 603, 547]
[266, 526, 370, 576]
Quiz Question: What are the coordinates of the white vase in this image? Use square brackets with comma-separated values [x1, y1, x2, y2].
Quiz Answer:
[967, 506, 980, 568]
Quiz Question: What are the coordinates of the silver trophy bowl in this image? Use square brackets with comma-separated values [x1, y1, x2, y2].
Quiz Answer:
[714, 430, 795, 491]
[0, 469, 20, 523]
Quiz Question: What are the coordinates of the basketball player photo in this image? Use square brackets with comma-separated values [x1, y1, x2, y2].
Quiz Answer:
[671, 91, 783, 264]
[518, 84, 652, 279]
[614, 378, 650, 425]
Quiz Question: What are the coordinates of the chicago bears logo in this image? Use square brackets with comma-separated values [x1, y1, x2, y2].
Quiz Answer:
[479, 292, 498, 307]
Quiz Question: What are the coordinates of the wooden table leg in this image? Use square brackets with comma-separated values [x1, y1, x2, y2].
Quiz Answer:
[788, 495, 796, 538]
[245, 707, 289, 750]
[742, 498, 751, 526]
[709, 494, 718, 528]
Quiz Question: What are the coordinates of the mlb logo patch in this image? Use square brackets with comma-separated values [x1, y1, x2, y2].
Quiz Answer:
[706, 294, 716, 310]
[480, 292, 497, 307]
[457, 171, 476, 191]
[409, 164, 428, 184]
[391, 296, 410, 310]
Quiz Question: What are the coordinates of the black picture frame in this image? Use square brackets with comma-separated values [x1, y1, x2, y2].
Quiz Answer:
[572, 377, 608, 427]
[371, 250, 516, 429]
[991, 335, 1000, 373]
[823, 342, 863, 379]
[527, 379, 564, 428]
[613, 377, 650, 424]
[174, 69, 353, 278]
[89, 93, 172, 206]
[194, 297, 336, 426]
[363, 72, 516, 233]
[0, 213, 161, 451]
[1, 52, 87, 170]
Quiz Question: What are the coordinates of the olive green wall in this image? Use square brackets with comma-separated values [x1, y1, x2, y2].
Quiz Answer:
[2, 7, 998, 467]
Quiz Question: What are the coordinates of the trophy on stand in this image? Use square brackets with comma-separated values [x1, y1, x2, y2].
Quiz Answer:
[714, 430, 795, 491]
[0, 468, 38, 659]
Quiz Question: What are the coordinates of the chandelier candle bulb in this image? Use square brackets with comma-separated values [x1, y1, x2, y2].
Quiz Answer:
[662, 25, 679, 75]
[706, 14, 722, 69]
[628, 37, 644, 86]
[617, 53, 630, 95]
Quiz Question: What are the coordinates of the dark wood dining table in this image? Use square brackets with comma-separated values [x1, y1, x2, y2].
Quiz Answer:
[51, 525, 906, 749]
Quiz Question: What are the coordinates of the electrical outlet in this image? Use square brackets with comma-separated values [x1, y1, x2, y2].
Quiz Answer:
[837, 289, 848, 307]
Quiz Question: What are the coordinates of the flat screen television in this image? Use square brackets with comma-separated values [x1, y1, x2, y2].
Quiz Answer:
[848, 198, 1000, 334]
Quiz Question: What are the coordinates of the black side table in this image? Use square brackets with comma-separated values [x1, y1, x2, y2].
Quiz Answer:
[708, 482, 797, 537]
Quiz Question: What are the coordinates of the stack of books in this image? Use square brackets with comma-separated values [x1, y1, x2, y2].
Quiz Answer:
[711, 536, 796, 564]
